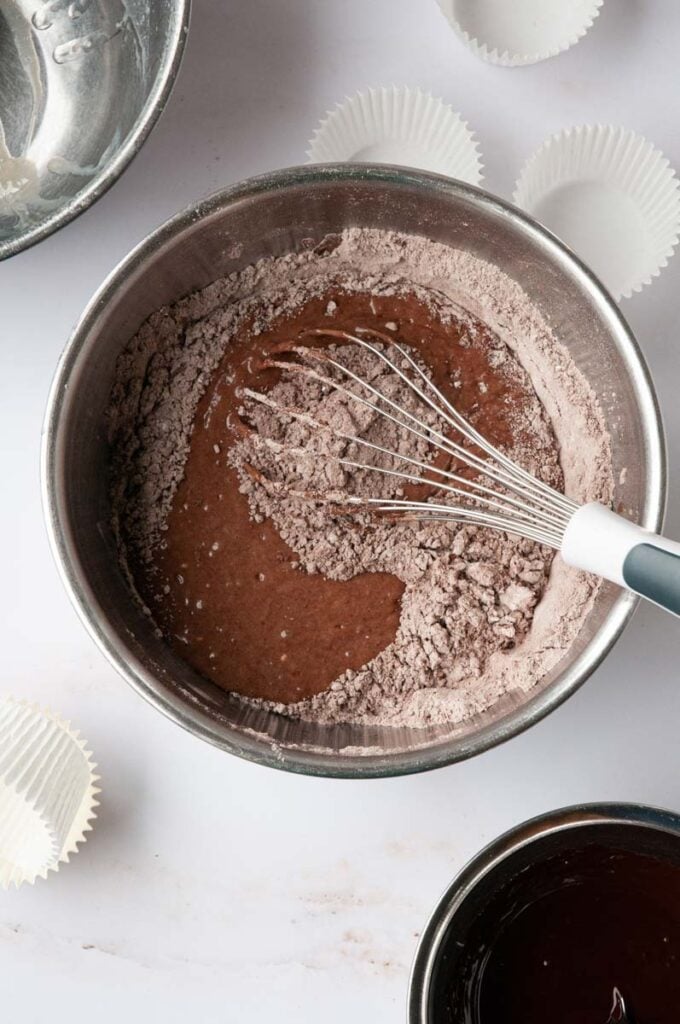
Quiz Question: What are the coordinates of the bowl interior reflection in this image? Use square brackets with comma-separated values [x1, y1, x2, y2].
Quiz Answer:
[0, 0, 189, 259]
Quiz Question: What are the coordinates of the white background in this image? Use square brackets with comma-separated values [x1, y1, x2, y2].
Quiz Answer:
[3, 2, 680, 1021]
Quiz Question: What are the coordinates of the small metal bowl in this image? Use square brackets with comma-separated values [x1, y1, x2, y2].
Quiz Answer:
[0, 0, 190, 260]
[42, 165, 664, 778]
[409, 803, 680, 1022]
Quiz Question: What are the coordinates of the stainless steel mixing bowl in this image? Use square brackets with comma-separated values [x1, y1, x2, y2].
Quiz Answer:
[42, 165, 665, 777]
[408, 803, 680, 1022]
[0, 0, 190, 259]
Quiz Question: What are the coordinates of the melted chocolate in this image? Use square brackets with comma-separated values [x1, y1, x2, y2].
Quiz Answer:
[431, 839, 680, 1024]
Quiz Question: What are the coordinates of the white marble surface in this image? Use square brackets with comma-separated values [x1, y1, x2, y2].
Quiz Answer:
[3, 1, 680, 1020]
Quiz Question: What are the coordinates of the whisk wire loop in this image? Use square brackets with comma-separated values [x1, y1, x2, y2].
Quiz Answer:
[246, 328, 579, 549]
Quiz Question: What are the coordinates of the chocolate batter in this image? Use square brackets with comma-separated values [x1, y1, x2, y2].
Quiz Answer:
[126, 290, 555, 705]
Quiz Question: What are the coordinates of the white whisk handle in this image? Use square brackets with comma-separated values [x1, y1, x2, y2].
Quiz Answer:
[562, 502, 680, 616]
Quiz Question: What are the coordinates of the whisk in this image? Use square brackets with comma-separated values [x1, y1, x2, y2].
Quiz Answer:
[243, 327, 680, 618]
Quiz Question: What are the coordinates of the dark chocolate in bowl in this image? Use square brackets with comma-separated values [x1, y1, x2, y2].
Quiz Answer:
[42, 165, 664, 777]
[409, 804, 680, 1024]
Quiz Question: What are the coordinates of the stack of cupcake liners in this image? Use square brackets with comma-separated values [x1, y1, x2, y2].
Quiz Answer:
[307, 86, 483, 186]
[435, 0, 604, 67]
[515, 125, 680, 299]
[0, 696, 99, 889]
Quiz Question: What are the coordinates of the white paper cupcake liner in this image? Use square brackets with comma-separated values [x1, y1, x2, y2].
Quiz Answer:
[513, 125, 680, 300]
[0, 696, 99, 889]
[307, 86, 483, 186]
[435, 0, 603, 67]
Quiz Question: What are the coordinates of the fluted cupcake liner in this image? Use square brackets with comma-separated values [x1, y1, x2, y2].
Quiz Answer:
[307, 86, 483, 186]
[513, 125, 680, 300]
[435, 0, 603, 67]
[0, 696, 99, 889]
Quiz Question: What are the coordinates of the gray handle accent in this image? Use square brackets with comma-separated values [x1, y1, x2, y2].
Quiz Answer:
[623, 543, 680, 616]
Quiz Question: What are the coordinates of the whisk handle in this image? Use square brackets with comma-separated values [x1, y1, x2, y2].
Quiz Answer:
[562, 503, 680, 616]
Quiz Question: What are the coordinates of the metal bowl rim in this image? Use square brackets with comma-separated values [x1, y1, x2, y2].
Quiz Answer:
[1, 0, 192, 261]
[408, 800, 680, 1023]
[41, 163, 666, 778]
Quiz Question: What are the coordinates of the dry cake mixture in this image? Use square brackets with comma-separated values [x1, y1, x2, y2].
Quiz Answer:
[108, 228, 611, 727]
